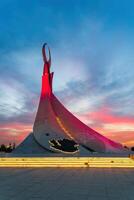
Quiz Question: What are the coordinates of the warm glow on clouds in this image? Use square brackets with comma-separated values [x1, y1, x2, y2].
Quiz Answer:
[104, 124, 134, 132]
[86, 107, 134, 124]
[76, 107, 134, 147]
[0, 123, 32, 145]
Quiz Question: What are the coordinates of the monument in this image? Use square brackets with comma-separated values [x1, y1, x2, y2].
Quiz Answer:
[14, 43, 125, 155]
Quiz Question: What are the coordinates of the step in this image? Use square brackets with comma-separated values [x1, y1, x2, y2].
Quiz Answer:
[0, 157, 133, 168]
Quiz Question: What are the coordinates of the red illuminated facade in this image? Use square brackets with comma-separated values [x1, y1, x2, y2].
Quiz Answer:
[41, 43, 53, 97]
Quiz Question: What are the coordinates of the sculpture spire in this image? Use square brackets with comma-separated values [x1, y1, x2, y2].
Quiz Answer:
[41, 43, 53, 97]
[42, 43, 51, 74]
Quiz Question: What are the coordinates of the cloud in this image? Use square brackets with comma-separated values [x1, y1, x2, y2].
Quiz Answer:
[0, 13, 134, 147]
[75, 106, 134, 146]
[0, 122, 32, 145]
[0, 76, 38, 126]
[0, 80, 27, 117]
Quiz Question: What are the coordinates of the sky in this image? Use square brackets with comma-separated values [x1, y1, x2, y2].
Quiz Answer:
[0, 0, 134, 147]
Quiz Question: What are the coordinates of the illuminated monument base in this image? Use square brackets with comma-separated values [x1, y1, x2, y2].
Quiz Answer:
[13, 44, 128, 156]
[2, 44, 134, 168]
[13, 132, 92, 156]
[13, 133, 47, 154]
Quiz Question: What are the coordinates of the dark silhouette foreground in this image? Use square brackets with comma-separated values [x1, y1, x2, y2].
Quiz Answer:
[0, 143, 16, 153]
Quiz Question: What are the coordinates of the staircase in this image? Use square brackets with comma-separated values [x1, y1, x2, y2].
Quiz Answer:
[0, 157, 134, 168]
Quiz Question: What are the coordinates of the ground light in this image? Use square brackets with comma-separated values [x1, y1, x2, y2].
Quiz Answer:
[0, 156, 134, 168]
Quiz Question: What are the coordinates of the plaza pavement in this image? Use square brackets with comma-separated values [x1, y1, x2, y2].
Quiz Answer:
[0, 168, 134, 200]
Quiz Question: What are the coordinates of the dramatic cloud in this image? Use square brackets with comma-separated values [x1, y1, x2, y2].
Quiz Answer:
[0, 0, 134, 147]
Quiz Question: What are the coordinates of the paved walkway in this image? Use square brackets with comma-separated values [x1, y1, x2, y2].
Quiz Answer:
[0, 168, 134, 200]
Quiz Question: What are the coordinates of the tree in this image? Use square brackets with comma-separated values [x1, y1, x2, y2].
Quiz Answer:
[0, 144, 6, 152]
[131, 147, 134, 151]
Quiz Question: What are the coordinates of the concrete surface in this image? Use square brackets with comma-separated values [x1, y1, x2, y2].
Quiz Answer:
[0, 168, 134, 200]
